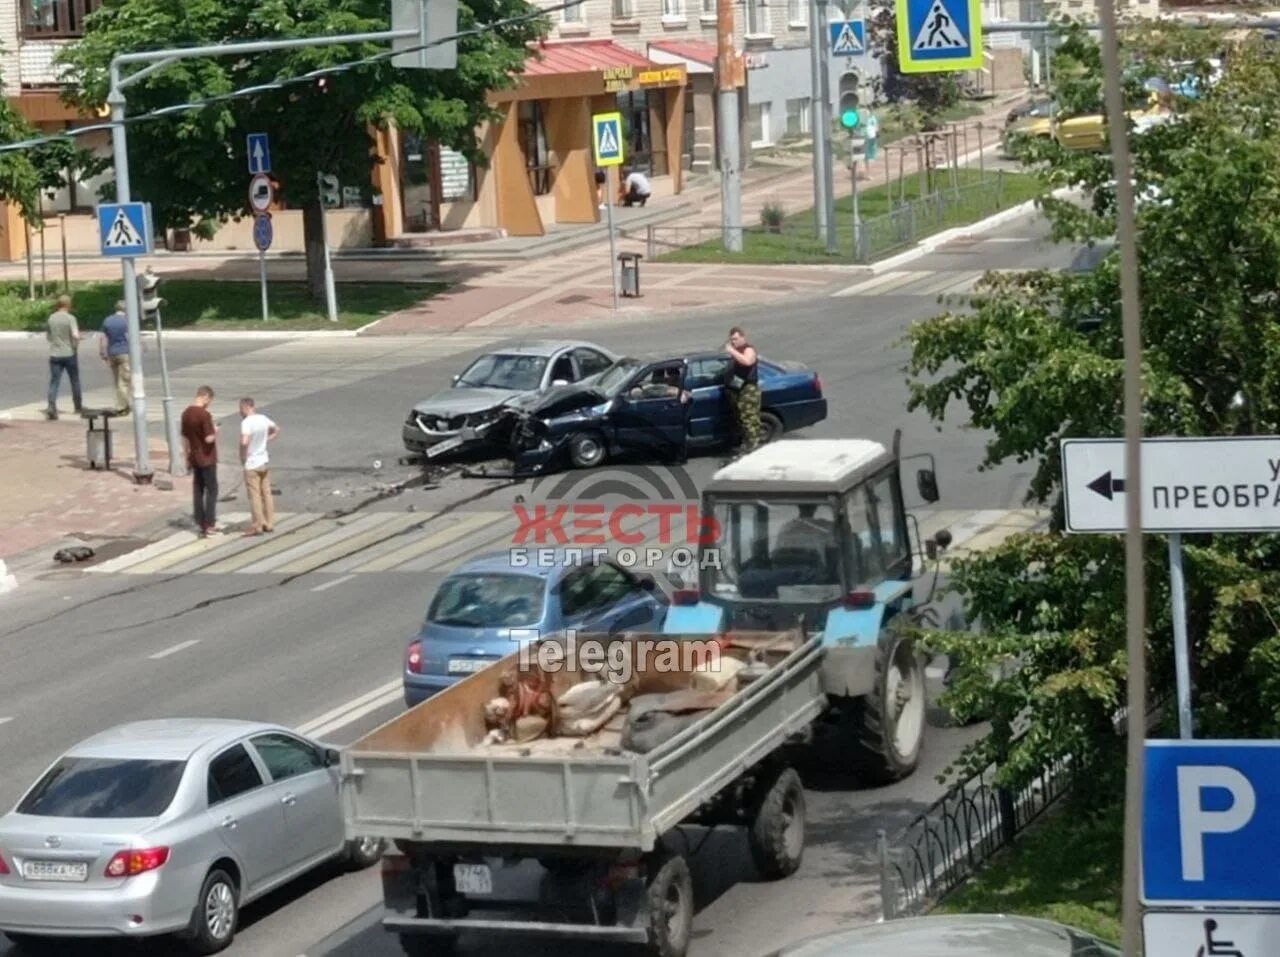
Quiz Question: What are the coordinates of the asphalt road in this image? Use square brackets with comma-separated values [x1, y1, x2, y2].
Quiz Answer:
[0, 213, 1070, 957]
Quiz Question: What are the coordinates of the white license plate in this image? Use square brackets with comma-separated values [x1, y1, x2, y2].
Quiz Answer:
[448, 658, 489, 674]
[23, 860, 88, 882]
[453, 863, 492, 895]
[424, 434, 468, 458]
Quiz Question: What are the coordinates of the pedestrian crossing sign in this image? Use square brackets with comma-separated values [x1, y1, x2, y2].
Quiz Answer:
[896, 0, 983, 73]
[829, 20, 866, 56]
[592, 111, 624, 167]
[96, 202, 153, 257]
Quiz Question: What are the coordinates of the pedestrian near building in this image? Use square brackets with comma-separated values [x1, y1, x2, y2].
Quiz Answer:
[99, 301, 131, 415]
[620, 167, 651, 207]
[725, 326, 761, 456]
[181, 386, 221, 538]
[45, 295, 83, 419]
[239, 397, 279, 536]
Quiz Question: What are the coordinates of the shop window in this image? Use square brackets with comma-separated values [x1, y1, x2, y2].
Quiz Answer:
[745, 0, 769, 34]
[612, 0, 635, 19]
[438, 147, 474, 202]
[787, 0, 806, 24]
[785, 98, 810, 137]
[518, 100, 554, 197]
[21, 0, 100, 38]
[616, 91, 667, 176]
[748, 102, 770, 146]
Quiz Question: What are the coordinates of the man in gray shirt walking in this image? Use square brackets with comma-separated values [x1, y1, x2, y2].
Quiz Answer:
[45, 295, 83, 420]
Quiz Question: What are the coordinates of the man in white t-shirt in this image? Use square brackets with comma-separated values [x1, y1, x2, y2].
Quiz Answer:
[621, 167, 651, 207]
[238, 397, 280, 536]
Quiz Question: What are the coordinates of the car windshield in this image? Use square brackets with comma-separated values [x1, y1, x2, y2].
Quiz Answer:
[456, 354, 548, 391]
[16, 757, 187, 818]
[704, 499, 845, 602]
[427, 572, 546, 628]
[597, 359, 644, 396]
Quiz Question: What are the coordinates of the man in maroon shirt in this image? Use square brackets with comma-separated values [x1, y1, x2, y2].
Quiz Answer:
[181, 385, 220, 537]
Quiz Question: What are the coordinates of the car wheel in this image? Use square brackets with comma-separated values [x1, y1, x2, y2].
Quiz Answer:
[346, 836, 387, 870]
[567, 431, 607, 469]
[186, 868, 239, 955]
[760, 412, 784, 444]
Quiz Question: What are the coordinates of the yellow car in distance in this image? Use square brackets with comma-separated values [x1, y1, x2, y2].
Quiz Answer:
[1003, 97, 1164, 154]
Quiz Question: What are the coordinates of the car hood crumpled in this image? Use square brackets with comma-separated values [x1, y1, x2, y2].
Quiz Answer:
[411, 387, 521, 417]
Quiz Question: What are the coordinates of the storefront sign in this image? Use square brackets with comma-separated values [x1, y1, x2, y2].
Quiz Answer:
[637, 67, 684, 85]
[603, 65, 633, 92]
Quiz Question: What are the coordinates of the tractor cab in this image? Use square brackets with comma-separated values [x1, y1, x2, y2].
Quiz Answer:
[663, 434, 951, 699]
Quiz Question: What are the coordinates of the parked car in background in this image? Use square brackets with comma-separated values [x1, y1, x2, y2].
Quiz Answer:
[402, 340, 616, 454]
[505, 351, 828, 472]
[0, 719, 384, 954]
[765, 914, 1121, 956]
[1005, 97, 1053, 127]
[404, 550, 668, 705]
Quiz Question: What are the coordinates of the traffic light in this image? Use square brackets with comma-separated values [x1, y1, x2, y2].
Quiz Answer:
[318, 173, 340, 208]
[137, 267, 164, 322]
[838, 71, 860, 130]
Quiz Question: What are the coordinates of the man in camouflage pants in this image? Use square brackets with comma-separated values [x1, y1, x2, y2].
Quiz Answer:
[725, 326, 761, 456]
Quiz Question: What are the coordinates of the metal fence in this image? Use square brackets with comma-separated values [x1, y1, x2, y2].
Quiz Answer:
[636, 171, 1012, 265]
[876, 744, 1079, 920]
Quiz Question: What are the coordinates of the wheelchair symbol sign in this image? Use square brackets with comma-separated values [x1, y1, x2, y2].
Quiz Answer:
[1143, 911, 1277, 956]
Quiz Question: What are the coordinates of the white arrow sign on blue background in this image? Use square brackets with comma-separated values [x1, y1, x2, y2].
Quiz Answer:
[247, 133, 271, 175]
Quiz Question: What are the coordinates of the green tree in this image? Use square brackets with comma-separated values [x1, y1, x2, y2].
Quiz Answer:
[60, 0, 545, 299]
[866, 0, 960, 129]
[904, 24, 1280, 786]
[0, 81, 101, 228]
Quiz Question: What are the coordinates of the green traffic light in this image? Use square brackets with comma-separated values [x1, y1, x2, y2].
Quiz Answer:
[841, 109, 860, 129]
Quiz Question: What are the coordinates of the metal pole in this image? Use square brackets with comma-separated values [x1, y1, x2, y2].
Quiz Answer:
[851, 153, 861, 261]
[808, 0, 828, 241]
[978, 123, 985, 180]
[24, 221, 34, 300]
[717, 0, 742, 253]
[605, 167, 620, 311]
[1169, 534, 1192, 740]
[108, 71, 152, 481]
[1097, 0, 1146, 951]
[817, 0, 837, 254]
[58, 214, 68, 293]
[316, 174, 338, 323]
[153, 305, 184, 477]
[259, 251, 269, 321]
[39, 225, 46, 296]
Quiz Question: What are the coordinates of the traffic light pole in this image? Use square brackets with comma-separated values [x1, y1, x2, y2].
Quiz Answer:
[317, 172, 339, 323]
[808, 0, 829, 243]
[153, 304, 183, 478]
[816, 5, 837, 255]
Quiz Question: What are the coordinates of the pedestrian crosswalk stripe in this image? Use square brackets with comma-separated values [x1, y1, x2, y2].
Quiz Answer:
[912, 0, 967, 50]
[272, 513, 426, 575]
[346, 512, 509, 574]
[229, 512, 395, 576]
[161, 513, 317, 575]
[393, 517, 527, 573]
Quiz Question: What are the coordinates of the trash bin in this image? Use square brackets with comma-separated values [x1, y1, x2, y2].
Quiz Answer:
[618, 252, 642, 297]
[83, 409, 115, 470]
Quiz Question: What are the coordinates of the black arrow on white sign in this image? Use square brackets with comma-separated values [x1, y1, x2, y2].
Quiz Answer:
[1087, 471, 1127, 501]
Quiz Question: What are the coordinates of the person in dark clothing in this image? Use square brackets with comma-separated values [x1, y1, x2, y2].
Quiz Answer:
[181, 385, 220, 537]
[725, 326, 760, 455]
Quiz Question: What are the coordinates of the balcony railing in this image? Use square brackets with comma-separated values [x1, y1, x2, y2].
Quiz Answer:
[22, 0, 101, 39]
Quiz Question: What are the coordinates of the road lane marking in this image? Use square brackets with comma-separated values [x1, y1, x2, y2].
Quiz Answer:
[164, 512, 315, 574]
[148, 639, 200, 660]
[297, 679, 401, 736]
[273, 513, 423, 575]
[305, 688, 403, 740]
[0, 717, 12, 728]
[344, 511, 508, 574]
[311, 574, 356, 592]
[831, 270, 930, 297]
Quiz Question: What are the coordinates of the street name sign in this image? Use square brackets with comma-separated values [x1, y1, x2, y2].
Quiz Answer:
[896, 0, 983, 73]
[253, 213, 273, 252]
[96, 202, 153, 257]
[830, 21, 866, 56]
[1061, 436, 1280, 534]
[593, 112, 624, 166]
[1143, 740, 1280, 906]
[249, 173, 274, 213]
[246, 132, 271, 174]
[1144, 910, 1280, 955]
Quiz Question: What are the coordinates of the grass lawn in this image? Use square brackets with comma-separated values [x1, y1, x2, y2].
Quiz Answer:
[658, 167, 1044, 265]
[0, 279, 445, 332]
[939, 795, 1123, 945]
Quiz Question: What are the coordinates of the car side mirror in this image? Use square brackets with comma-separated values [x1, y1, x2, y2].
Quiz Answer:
[552, 379, 569, 387]
[324, 747, 340, 767]
[917, 468, 939, 504]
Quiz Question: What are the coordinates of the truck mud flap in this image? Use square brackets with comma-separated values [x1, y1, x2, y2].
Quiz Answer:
[384, 916, 648, 943]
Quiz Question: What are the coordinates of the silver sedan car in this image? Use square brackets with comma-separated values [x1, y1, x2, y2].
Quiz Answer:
[0, 719, 383, 954]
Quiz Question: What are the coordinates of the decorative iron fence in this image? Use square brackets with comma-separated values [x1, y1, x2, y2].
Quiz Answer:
[877, 746, 1079, 920]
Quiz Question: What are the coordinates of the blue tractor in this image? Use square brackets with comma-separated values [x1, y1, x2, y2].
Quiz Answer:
[661, 432, 953, 782]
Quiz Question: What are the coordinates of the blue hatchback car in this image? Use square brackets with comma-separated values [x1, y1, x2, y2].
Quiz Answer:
[403, 550, 669, 706]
